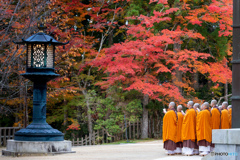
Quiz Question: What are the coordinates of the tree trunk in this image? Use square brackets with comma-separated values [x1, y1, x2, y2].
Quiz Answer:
[24, 84, 28, 127]
[193, 72, 199, 90]
[225, 82, 228, 101]
[108, 30, 113, 46]
[173, 40, 182, 93]
[141, 94, 149, 139]
[63, 98, 67, 134]
[19, 80, 24, 126]
[224, 62, 228, 101]
[153, 111, 158, 138]
[18, 58, 24, 126]
[175, 70, 183, 93]
[149, 115, 153, 138]
[76, 105, 81, 138]
[208, 80, 211, 89]
[86, 99, 93, 145]
[81, 89, 93, 145]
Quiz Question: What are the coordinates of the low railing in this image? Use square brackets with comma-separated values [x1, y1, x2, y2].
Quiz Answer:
[71, 120, 163, 146]
[0, 127, 22, 147]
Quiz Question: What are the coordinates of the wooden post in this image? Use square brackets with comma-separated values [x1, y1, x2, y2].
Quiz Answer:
[8, 128, 11, 140]
[137, 120, 139, 139]
[85, 135, 88, 145]
[77, 138, 79, 146]
[3, 128, 6, 146]
[102, 130, 104, 144]
[97, 130, 99, 144]
[0, 128, 2, 146]
[232, 0, 240, 128]
[160, 120, 162, 139]
[133, 122, 136, 139]
[129, 121, 131, 139]
[81, 137, 83, 146]
[93, 131, 95, 145]
[148, 119, 151, 138]
[140, 119, 143, 137]
[72, 139, 75, 146]
[152, 117, 155, 138]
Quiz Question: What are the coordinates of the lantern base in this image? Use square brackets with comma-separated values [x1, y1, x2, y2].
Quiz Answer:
[2, 140, 75, 157]
[14, 122, 64, 141]
[21, 72, 59, 82]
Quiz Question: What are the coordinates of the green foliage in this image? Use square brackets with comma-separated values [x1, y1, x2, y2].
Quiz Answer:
[94, 88, 142, 136]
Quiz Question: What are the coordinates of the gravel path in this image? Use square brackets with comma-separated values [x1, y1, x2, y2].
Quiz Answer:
[0, 140, 202, 160]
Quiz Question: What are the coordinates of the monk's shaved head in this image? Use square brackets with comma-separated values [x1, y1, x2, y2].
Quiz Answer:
[193, 103, 200, 109]
[177, 105, 182, 112]
[219, 105, 222, 110]
[222, 101, 228, 109]
[203, 102, 210, 109]
[169, 102, 175, 109]
[200, 104, 204, 110]
[211, 99, 217, 107]
[228, 105, 232, 109]
[187, 101, 194, 108]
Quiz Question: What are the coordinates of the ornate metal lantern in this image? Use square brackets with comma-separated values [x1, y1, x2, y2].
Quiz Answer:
[13, 25, 69, 141]
[14, 25, 68, 82]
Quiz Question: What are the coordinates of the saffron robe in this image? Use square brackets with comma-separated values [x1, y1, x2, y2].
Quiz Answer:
[196, 110, 199, 114]
[221, 109, 230, 129]
[163, 110, 177, 143]
[229, 108, 232, 128]
[211, 107, 221, 129]
[176, 112, 184, 143]
[196, 109, 212, 143]
[182, 108, 196, 142]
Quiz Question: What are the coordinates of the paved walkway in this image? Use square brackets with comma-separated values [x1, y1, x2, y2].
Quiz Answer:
[0, 140, 202, 160]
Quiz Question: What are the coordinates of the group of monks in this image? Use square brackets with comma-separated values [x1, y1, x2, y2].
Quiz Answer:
[162, 100, 232, 156]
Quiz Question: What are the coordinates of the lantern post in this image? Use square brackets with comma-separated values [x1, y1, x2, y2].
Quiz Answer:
[13, 24, 68, 141]
[2, 24, 74, 156]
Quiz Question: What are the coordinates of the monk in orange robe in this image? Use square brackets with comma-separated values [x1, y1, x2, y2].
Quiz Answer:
[163, 102, 178, 155]
[228, 105, 232, 128]
[210, 100, 221, 129]
[210, 99, 221, 150]
[193, 103, 200, 114]
[174, 105, 184, 154]
[197, 102, 212, 156]
[193, 103, 201, 155]
[182, 101, 197, 156]
[221, 101, 230, 129]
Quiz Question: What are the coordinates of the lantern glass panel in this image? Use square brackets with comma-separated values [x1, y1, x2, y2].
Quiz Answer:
[33, 44, 45, 68]
[27, 44, 31, 68]
[46, 45, 53, 68]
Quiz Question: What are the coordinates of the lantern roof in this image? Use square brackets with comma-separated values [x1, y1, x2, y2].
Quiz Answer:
[13, 32, 69, 46]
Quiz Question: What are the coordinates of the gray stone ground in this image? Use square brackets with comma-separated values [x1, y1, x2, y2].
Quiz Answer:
[0, 140, 202, 160]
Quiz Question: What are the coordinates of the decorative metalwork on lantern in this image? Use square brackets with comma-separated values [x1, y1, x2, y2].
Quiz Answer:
[26, 43, 54, 68]
[13, 27, 68, 82]
[47, 45, 53, 68]
[27, 44, 31, 67]
[32, 44, 45, 67]
[27, 42, 55, 69]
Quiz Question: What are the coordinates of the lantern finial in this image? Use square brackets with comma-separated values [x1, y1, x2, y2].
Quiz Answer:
[37, 19, 46, 32]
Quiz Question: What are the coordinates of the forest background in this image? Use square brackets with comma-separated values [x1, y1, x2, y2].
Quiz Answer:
[0, 0, 232, 140]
